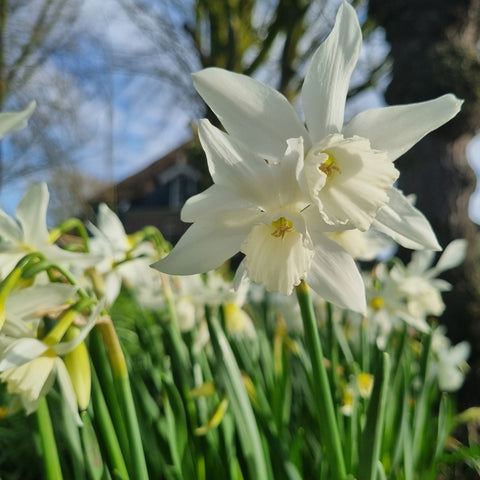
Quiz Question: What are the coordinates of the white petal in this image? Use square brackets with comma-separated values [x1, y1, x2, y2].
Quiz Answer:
[103, 272, 122, 305]
[192, 68, 308, 160]
[430, 239, 467, 275]
[0, 209, 23, 244]
[0, 101, 36, 139]
[304, 134, 398, 230]
[407, 249, 436, 275]
[397, 310, 431, 333]
[342, 94, 463, 161]
[372, 188, 441, 250]
[305, 233, 366, 314]
[181, 185, 254, 223]
[275, 137, 310, 209]
[431, 278, 453, 292]
[153, 219, 252, 275]
[329, 229, 393, 261]
[198, 120, 281, 208]
[302, 2, 362, 140]
[438, 367, 464, 392]
[0, 338, 48, 371]
[15, 183, 49, 247]
[241, 219, 314, 295]
[6, 284, 77, 321]
[1, 356, 55, 404]
[96, 203, 129, 251]
[40, 244, 100, 268]
[55, 358, 83, 425]
[447, 341, 471, 365]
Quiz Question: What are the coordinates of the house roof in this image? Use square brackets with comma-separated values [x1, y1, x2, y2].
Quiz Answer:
[89, 141, 192, 205]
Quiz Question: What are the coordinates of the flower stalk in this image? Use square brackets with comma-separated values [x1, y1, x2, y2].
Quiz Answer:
[96, 318, 148, 479]
[36, 396, 64, 480]
[295, 280, 347, 479]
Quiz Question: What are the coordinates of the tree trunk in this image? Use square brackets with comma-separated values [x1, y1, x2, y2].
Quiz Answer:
[368, 0, 480, 407]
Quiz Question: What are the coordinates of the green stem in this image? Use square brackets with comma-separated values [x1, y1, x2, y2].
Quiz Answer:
[90, 327, 130, 464]
[36, 396, 64, 480]
[97, 320, 149, 480]
[326, 302, 340, 403]
[357, 352, 390, 480]
[295, 280, 347, 480]
[90, 365, 130, 479]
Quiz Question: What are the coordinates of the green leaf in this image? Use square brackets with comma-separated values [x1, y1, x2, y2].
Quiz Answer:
[80, 411, 104, 480]
[357, 352, 390, 480]
[206, 308, 272, 480]
[162, 375, 188, 476]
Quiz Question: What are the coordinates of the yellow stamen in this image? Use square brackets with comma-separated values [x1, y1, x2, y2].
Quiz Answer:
[271, 217, 295, 240]
[340, 387, 354, 416]
[369, 296, 384, 311]
[357, 373, 374, 398]
[318, 153, 342, 177]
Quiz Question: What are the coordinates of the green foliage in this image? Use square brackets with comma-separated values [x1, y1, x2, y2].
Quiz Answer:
[1, 282, 479, 479]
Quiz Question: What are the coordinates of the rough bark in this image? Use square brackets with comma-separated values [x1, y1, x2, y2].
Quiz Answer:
[368, 0, 480, 406]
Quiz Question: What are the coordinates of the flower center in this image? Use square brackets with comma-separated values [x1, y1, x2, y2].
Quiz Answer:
[270, 217, 295, 240]
[318, 152, 342, 177]
[369, 296, 384, 311]
[357, 373, 374, 398]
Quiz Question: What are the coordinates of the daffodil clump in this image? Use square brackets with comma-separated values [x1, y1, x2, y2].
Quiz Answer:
[1, 2, 479, 480]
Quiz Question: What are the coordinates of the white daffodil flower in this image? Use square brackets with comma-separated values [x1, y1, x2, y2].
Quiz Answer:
[169, 271, 253, 335]
[154, 127, 366, 313]
[1, 283, 77, 338]
[0, 183, 97, 277]
[391, 239, 467, 320]
[432, 326, 470, 392]
[365, 239, 467, 347]
[0, 301, 101, 424]
[154, 2, 462, 313]
[89, 203, 157, 304]
[189, 2, 461, 248]
[364, 263, 414, 348]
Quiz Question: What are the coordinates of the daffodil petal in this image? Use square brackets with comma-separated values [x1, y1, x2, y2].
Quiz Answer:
[342, 94, 463, 161]
[275, 137, 310, 209]
[429, 239, 467, 276]
[0, 209, 22, 244]
[1, 355, 55, 406]
[192, 68, 308, 161]
[0, 338, 48, 371]
[0, 101, 36, 139]
[372, 188, 441, 250]
[304, 134, 398, 231]
[96, 203, 130, 251]
[5, 284, 76, 321]
[153, 219, 251, 275]
[181, 185, 254, 223]
[448, 342, 471, 365]
[55, 358, 83, 425]
[407, 249, 436, 275]
[302, 2, 362, 140]
[305, 233, 366, 314]
[15, 183, 49, 247]
[241, 220, 314, 295]
[40, 244, 99, 268]
[198, 119, 281, 208]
